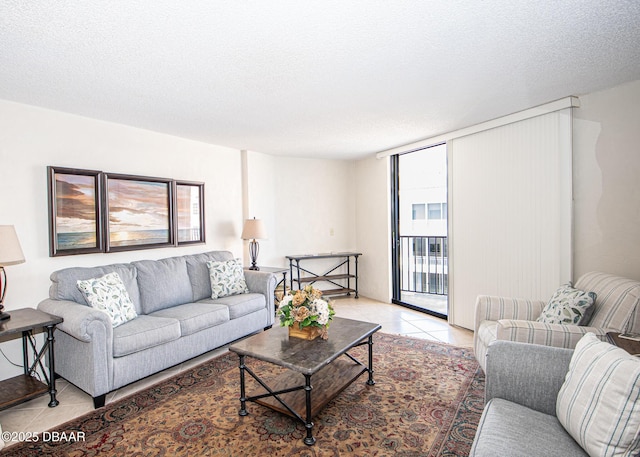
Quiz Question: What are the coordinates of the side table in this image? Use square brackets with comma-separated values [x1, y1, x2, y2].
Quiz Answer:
[607, 332, 640, 356]
[0, 308, 63, 410]
[244, 266, 288, 308]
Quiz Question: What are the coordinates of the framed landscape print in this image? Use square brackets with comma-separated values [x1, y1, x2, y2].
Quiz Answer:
[48, 166, 103, 256]
[175, 181, 205, 245]
[104, 173, 174, 252]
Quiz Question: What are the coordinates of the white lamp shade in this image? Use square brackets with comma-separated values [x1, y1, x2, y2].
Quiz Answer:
[0, 225, 25, 266]
[241, 218, 267, 240]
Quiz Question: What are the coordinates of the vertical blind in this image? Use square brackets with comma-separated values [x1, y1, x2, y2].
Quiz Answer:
[448, 109, 573, 329]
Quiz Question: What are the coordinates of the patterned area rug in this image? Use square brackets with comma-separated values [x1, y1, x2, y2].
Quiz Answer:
[5, 333, 484, 456]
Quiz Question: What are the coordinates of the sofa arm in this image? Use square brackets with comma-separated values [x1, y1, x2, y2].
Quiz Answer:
[243, 270, 277, 324]
[475, 295, 546, 331]
[485, 340, 574, 416]
[496, 320, 611, 349]
[38, 298, 113, 343]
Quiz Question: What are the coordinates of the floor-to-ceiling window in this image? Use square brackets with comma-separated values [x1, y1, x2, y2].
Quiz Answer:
[391, 143, 448, 318]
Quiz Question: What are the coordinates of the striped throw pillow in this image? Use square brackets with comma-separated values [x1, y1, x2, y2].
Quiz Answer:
[556, 333, 640, 457]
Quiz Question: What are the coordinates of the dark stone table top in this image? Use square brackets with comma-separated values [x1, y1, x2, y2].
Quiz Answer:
[0, 308, 63, 337]
[229, 317, 381, 375]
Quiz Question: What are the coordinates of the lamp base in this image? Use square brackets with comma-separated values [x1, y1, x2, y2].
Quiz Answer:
[0, 311, 10, 321]
[248, 239, 260, 272]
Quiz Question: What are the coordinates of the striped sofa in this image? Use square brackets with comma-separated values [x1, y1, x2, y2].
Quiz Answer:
[474, 271, 640, 372]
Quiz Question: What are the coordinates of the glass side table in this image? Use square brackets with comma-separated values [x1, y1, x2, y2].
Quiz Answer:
[0, 308, 63, 410]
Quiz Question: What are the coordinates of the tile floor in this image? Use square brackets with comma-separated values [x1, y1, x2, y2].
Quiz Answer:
[0, 296, 474, 449]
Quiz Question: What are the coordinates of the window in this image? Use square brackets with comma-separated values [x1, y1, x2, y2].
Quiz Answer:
[412, 203, 425, 220]
[427, 203, 447, 220]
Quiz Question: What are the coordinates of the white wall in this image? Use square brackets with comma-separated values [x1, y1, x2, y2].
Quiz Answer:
[273, 156, 356, 258]
[243, 150, 278, 266]
[0, 100, 245, 379]
[573, 79, 640, 280]
[354, 154, 391, 302]
[244, 153, 358, 294]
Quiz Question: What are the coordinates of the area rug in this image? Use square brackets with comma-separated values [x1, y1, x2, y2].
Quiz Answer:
[5, 333, 484, 456]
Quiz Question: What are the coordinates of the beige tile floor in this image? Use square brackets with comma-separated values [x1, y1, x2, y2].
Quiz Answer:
[0, 296, 474, 449]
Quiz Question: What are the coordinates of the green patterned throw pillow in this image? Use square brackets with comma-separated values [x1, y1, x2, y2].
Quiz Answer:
[77, 272, 138, 327]
[537, 283, 596, 325]
[207, 259, 249, 299]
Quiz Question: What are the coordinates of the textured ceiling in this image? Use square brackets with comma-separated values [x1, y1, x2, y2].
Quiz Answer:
[1, 1, 640, 159]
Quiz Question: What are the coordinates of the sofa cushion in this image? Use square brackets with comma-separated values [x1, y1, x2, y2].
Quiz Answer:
[556, 333, 640, 457]
[76, 272, 138, 327]
[150, 302, 230, 336]
[537, 283, 596, 325]
[201, 293, 265, 319]
[185, 251, 234, 301]
[50, 263, 142, 314]
[470, 398, 587, 457]
[133, 256, 193, 314]
[207, 259, 249, 299]
[112, 315, 181, 357]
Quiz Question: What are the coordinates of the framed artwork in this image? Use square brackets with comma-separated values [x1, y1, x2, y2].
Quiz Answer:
[48, 166, 103, 256]
[104, 173, 174, 252]
[175, 181, 205, 245]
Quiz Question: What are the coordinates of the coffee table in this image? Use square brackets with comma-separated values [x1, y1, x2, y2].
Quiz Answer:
[228, 316, 381, 445]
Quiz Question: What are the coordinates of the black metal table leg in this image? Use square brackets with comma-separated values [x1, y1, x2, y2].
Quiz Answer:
[238, 355, 248, 416]
[46, 325, 59, 407]
[354, 254, 359, 298]
[366, 335, 375, 386]
[303, 374, 316, 446]
[22, 331, 29, 375]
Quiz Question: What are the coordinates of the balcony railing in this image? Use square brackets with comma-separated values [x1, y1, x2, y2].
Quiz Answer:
[399, 235, 448, 295]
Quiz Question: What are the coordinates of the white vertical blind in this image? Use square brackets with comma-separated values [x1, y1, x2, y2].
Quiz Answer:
[448, 109, 573, 329]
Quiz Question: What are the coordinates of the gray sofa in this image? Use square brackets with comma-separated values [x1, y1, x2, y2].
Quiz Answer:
[38, 251, 276, 408]
[470, 340, 586, 457]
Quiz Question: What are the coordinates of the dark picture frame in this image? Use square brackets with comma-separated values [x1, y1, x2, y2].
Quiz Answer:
[175, 181, 205, 245]
[47, 166, 104, 256]
[103, 173, 174, 252]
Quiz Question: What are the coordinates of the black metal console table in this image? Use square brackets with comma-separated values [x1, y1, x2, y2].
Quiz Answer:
[286, 252, 361, 298]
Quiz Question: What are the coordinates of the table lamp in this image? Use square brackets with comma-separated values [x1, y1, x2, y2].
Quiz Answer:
[0, 225, 26, 321]
[241, 218, 267, 270]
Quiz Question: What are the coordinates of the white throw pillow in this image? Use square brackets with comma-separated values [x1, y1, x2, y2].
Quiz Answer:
[537, 283, 596, 325]
[207, 259, 249, 299]
[77, 272, 138, 327]
[556, 332, 640, 457]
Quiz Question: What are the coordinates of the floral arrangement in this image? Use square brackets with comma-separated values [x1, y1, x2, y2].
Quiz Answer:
[278, 285, 335, 339]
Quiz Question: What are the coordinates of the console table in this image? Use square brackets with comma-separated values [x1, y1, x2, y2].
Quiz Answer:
[0, 308, 63, 410]
[286, 252, 361, 298]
